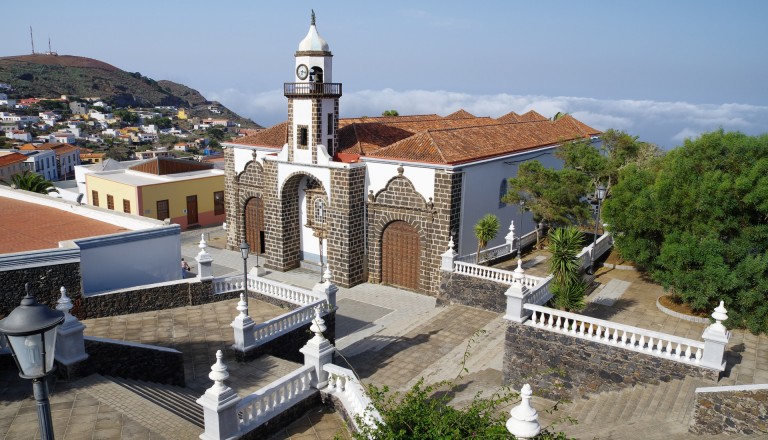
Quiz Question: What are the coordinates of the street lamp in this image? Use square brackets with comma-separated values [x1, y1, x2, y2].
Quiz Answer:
[517, 200, 525, 256]
[0, 284, 65, 440]
[588, 184, 607, 275]
[240, 241, 250, 313]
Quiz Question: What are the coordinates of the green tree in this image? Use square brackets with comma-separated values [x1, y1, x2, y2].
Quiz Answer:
[603, 130, 768, 333]
[114, 109, 139, 125]
[474, 214, 500, 264]
[2, 170, 58, 195]
[503, 161, 590, 229]
[148, 116, 172, 129]
[548, 227, 587, 312]
[207, 127, 225, 141]
[381, 110, 399, 116]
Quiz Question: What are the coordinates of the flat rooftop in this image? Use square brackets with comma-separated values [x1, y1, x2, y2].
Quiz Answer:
[88, 168, 224, 187]
[0, 196, 128, 253]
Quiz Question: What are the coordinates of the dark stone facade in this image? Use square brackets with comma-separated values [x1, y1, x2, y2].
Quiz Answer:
[690, 387, 768, 435]
[58, 337, 185, 386]
[328, 167, 366, 288]
[437, 270, 509, 312]
[0, 262, 81, 318]
[503, 322, 720, 401]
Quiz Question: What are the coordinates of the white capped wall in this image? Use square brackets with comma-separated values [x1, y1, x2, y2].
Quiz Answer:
[76, 226, 181, 295]
[457, 147, 562, 256]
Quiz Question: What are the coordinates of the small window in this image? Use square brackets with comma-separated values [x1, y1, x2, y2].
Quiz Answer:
[214, 191, 225, 216]
[91, 190, 98, 206]
[327, 113, 334, 134]
[157, 199, 169, 221]
[107, 195, 114, 210]
[298, 126, 308, 149]
[314, 198, 325, 225]
[123, 199, 130, 214]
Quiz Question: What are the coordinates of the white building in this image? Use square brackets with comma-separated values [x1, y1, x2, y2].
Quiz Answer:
[50, 132, 76, 144]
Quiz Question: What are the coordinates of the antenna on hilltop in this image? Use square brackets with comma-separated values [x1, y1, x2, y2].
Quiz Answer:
[46, 37, 58, 56]
[30, 26, 36, 55]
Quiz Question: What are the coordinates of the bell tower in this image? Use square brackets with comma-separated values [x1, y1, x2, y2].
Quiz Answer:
[284, 10, 342, 164]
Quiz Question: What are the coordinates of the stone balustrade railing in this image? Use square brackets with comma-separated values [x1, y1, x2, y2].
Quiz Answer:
[322, 364, 382, 431]
[237, 365, 316, 433]
[523, 304, 707, 366]
[212, 274, 321, 305]
[454, 261, 547, 287]
[526, 275, 554, 306]
[577, 232, 613, 270]
[456, 228, 540, 264]
[248, 300, 330, 350]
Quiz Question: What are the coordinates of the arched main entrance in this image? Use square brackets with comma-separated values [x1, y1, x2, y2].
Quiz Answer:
[245, 197, 264, 254]
[381, 221, 420, 291]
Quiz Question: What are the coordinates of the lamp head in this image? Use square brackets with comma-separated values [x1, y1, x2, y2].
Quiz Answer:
[240, 241, 250, 260]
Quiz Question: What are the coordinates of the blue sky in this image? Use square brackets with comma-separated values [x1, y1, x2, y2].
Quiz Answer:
[2, 1, 767, 148]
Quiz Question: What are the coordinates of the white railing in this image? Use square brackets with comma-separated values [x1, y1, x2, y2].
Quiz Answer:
[323, 364, 382, 431]
[249, 301, 330, 349]
[456, 243, 512, 264]
[454, 261, 547, 287]
[577, 232, 613, 270]
[212, 274, 320, 306]
[526, 275, 554, 306]
[237, 365, 316, 433]
[524, 304, 705, 366]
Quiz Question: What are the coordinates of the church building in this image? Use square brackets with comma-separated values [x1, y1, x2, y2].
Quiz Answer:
[223, 14, 600, 295]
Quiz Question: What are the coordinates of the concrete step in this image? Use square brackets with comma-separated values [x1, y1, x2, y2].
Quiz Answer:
[106, 376, 204, 428]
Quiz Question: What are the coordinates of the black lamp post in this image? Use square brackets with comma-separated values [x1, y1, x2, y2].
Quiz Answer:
[240, 241, 250, 313]
[517, 200, 525, 256]
[0, 284, 65, 440]
[588, 184, 607, 275]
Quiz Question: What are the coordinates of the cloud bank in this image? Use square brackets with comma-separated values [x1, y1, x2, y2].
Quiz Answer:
[207, 88, 768, 149]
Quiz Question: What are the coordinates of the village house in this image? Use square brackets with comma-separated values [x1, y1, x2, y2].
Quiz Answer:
[0, 152, 27, 182]
[222, 16, 599, 295]
[19, 142, 81, 180]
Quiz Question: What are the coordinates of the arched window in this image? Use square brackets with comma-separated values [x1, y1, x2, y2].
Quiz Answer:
[314, 198, 326, 225]
[499, 179, 508, 208]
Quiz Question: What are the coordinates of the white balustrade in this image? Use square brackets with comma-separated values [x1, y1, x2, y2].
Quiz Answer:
[454, 261, 547, 288]
[247, 301, 329, 350]
[212, 274, 321, 305]
[237, 365, 316, 432]
[322, 364, 382, 430]
[524, 304, 706, 367]
[526, 275, 553, 306]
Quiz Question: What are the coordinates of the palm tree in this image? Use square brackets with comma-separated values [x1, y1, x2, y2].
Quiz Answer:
[549, 227, 587, 311]
[473, 214, 500, 264]
[2, 170, 59, 195]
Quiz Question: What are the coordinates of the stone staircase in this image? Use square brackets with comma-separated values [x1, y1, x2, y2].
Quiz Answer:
[556, 376, 764, 439]
[106, 376, 204, 428]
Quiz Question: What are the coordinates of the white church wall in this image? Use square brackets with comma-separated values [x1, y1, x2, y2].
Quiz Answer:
[293, 100, 313, 164]
[365, 161, 436, 202]
[276, 163, 331, 197]
[457, 147, 562, 256]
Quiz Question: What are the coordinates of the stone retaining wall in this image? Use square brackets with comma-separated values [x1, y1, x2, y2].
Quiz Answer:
[58, 337, 185, 386]
[437, 271, 509, 312]
[0, 262, 81, 318]
[503, 322, 720, 401]
[690, 385, 768, 435]
[81, 279, 231, 319]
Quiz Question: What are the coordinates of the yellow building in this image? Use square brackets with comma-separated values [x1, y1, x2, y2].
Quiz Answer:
[85, 157, 225, 230]
[178, 109, 188, 120]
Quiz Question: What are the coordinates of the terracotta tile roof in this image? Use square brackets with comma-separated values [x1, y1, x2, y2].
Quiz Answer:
[227, 122, 287, 148]
[0, 152, 27, 167]
[0, 196, 127, 253]
[444, 109, 476, 119]
[496, 111, 521, 123]
[366, 118, 600, 165]
[339, 114, 442, 126]
[517, 110, 548, 122]
[337, 123, 416, 155]
[19, 142, 79, 156]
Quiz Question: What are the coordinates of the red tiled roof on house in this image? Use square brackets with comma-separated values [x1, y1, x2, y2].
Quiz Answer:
[19, 142, 79, 156]
[0, 152, 27, 167]
[444, 109, 476, 119]
[228, 122, 287, 148]
[517, 110, 548, 122]
[496, 111, 521, 123]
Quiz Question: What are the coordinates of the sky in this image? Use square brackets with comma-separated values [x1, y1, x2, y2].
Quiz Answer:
[2, 1, 767, 149]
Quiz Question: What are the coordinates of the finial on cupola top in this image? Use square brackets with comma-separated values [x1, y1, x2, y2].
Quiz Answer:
[311, 10, 316, 26]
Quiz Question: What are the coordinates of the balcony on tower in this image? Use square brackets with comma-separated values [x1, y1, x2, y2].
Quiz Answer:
[284, 82, 342, 98]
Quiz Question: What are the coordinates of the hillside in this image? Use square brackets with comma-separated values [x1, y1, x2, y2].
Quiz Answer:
[0, 54, 260, 127]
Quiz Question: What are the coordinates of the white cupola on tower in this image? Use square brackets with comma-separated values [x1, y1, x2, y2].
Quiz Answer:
[285, 10, 342, 164]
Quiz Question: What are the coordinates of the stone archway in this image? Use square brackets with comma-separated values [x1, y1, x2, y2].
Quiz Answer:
[381, 220, 421, 291]
[275, 172, 327, 271]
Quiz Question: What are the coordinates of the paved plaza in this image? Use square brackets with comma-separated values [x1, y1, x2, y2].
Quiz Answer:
[1, 227, 766, 438]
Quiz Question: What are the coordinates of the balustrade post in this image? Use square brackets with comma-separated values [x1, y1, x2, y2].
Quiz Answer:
[299, 307, 335, 389]
[440, 236, 457, 272]
[506, 384, 541, 439]
[55, 286, 89, 366]
[197, 350, 241, 440]
[230, 294, 256, 353]
[196, 233, 215, 280]
[312, 266, 338, 309]
[504, 259, 531, 323]
[700, 301, 730, 371]
[505, 220, 516, 248]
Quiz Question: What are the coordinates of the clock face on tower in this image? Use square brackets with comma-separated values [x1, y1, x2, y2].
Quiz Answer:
[297, 64, 309, 80]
